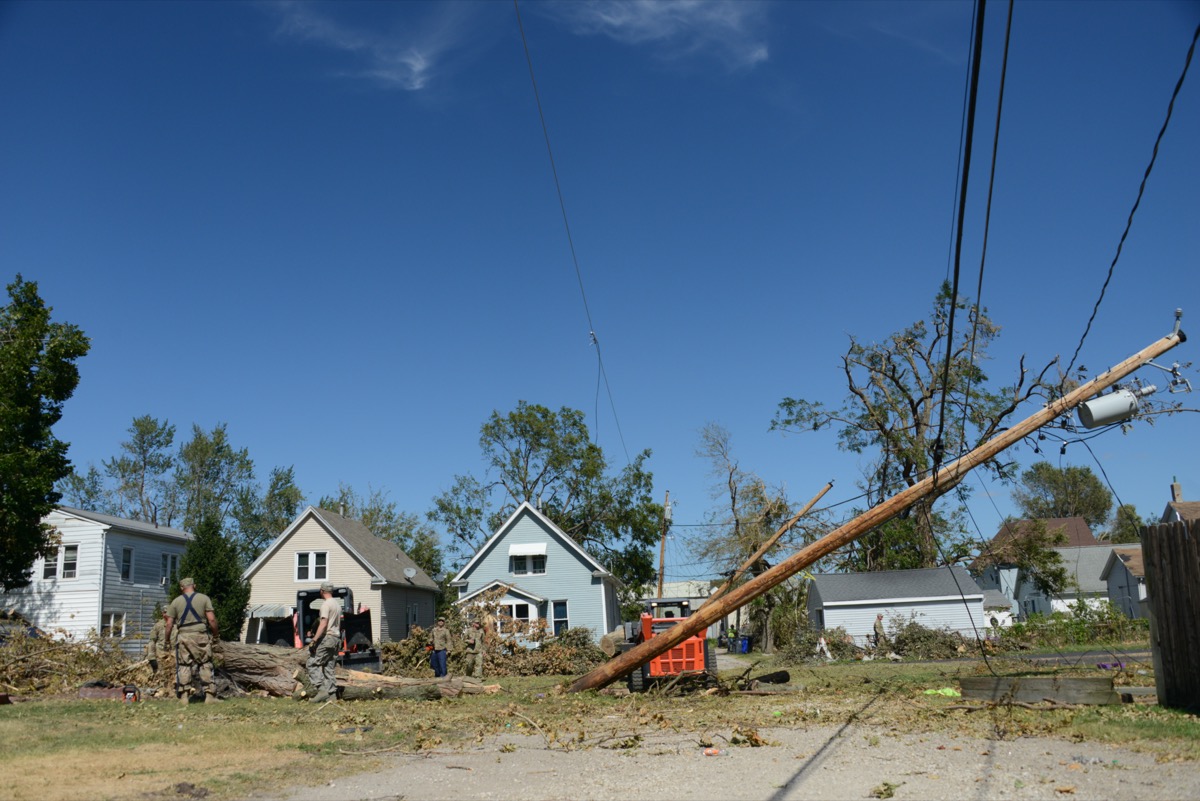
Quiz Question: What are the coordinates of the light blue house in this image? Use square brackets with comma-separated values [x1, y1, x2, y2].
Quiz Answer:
[450, 502, 622, 644]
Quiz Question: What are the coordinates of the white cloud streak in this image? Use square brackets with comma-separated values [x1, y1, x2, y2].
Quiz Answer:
[542, 0, 769, 71]
[268, 1, 469, 91]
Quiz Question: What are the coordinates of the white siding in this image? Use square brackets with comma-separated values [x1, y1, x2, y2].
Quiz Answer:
[244, 516, 384, 642]
[823, 599, 986, 647]
[0, 512, 104, 641]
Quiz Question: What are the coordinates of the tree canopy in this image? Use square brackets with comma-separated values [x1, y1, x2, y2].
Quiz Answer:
[430, 401, 661, 599]
[0, 275, 91, 591]
[772, 284, 1052, 570]
[1011, 462, 1113, 529]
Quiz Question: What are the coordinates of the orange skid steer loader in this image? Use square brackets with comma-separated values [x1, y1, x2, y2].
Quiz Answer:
[616, 598, 717, 692]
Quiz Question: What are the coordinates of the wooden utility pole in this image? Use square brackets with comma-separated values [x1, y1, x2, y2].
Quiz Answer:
[703, 481, 834, 608]
[656, 490, 670, 598]
[569, 326, 1186, 692]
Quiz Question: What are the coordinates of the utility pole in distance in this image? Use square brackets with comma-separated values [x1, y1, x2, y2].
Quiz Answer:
[656, 491, 670, 598]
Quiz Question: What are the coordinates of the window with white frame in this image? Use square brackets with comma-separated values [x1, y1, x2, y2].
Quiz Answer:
[120, 547, 134, 582]
[552, 600, 569, 635]
[296, 551, 328, 581]
[61, 544, 78, 579]
[161, 553, 179, 585]
[511, 554, 547, 575]
[498, 603, 532, 633]
[43, 548, 59, 580]
[100, 611, 125, 637]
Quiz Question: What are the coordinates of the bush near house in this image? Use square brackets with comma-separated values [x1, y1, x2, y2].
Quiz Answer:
[998, 601, 1150, 650]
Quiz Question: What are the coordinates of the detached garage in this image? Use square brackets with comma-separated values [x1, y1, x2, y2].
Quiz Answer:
[807, 566, 986, 647]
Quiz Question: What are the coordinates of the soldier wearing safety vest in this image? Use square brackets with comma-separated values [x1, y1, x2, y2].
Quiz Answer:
[164, 577, 220, 705]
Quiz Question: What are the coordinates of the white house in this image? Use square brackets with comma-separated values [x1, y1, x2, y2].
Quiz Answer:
[807, 566, 986, 647]
[1100, 545, 1147, 619]
[450, 503, 622, 643]
[241, 506, 440, 644]
[0, 507, 190, 655]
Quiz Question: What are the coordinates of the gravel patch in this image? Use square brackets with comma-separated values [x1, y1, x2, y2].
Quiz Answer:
[252, 723, 1198, 801]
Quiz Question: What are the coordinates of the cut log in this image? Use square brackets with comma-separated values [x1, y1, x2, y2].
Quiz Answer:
[216, 641, 307, 697]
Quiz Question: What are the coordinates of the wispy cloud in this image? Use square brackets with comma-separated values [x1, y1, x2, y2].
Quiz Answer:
[541, 0, 769, 71]
[267, 1, 473, 91]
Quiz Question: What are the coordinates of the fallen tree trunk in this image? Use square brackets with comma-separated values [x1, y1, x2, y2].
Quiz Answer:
[339, 684, 443, 701]
[216, 641, 307, 697]
[216, 642, 503, 699]
[340, 669, 501, 698]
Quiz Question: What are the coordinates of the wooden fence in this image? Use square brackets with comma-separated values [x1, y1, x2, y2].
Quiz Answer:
[1142, 518, 1200, 712]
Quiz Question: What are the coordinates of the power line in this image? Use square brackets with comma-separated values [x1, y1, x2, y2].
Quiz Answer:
[931, 0, 987, 478]
[512, 0, 632, 464]
[1063, 22, 1200, 379]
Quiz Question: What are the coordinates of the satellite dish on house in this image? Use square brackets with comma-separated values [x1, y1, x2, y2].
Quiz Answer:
[403, 567, 417, 579]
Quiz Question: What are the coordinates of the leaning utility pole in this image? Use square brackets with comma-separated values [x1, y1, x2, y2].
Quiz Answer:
[569, 322, 1186, 692]
[702, 481, 834, 607]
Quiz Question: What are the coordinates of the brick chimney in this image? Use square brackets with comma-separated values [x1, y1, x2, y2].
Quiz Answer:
[1171, 480, 1183, 503]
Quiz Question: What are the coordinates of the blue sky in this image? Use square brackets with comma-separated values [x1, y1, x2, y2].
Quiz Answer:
[3, 1, 1198, 580]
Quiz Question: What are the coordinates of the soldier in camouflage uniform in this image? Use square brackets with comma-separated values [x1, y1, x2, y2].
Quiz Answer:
[164, 577, 220, 705]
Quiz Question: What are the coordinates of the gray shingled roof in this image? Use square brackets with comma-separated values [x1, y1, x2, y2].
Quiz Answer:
[312, 508, 440, 592]
[811, 566, 982, 604]
[58, 506, 190, 542]
[971, 517, 1098, 571]
[983, 589, 1012, 610]
[1053, 545, 1117, 594]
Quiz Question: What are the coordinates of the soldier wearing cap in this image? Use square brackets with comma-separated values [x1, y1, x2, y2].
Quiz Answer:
[430, 617, 451, 678]
[164, 577, 220, 705]
[465, 620, 486, 679]
[873, 613, 888, 651]
[144, 604, 177, 688]
[305, 582, 342, 703]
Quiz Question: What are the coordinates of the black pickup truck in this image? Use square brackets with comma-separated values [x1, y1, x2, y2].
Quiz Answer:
[295, 587, 381, 672]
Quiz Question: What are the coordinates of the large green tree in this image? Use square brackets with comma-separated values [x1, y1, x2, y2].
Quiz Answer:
[0, 275, 91, 591]
[430, 402, 661, 599]
[772, 284, 1053, 570]
[176, 514, 251, 641]
[1011, 463, 1113, 529]
[1105, 503, 1145, 544]
[318, 483, 444, 578]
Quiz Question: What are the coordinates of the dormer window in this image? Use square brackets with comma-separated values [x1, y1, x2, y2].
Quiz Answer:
[508, 543, 547, 576]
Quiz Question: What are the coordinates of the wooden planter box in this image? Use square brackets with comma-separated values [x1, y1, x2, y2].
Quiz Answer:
[959, 676, 1119, 705]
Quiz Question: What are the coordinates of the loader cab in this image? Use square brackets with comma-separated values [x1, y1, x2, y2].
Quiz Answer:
[643, 597, 694, 636]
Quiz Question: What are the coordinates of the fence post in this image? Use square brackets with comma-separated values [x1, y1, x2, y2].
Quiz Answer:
[1142, 519, 1200, 712]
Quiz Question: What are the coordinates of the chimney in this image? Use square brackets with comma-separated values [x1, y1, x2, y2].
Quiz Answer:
[339, 503, 346, 517]
[1171, 480, 1183, 503]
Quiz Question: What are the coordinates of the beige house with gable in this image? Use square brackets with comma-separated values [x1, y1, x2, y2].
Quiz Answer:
[241, 506, 439, 644]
